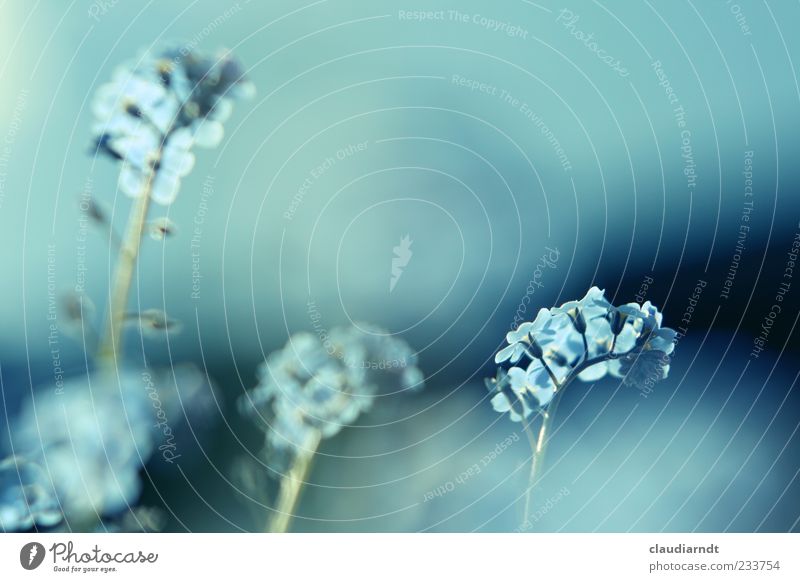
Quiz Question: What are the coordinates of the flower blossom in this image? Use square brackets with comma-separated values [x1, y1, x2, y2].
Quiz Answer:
[92, 46, 254, 205]
[488, 287, 676, 422]
[240, 324, 423, 461]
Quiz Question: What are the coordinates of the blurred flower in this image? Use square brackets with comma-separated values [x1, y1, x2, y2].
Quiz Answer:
[148, 216, 178, 240]
[92, 46, 254, 205]
[0, 456, 62, 531]
[488, 288, 676, 422]
[7, 370, 155, 527]
[240, 324, 423, 460]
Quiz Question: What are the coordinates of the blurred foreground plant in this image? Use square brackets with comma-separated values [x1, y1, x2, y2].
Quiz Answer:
[239, 324, 423, 532]
[1, 45, 251, 531]
[486, 287, 676, 527]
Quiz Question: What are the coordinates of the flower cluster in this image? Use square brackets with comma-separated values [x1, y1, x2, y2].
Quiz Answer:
[0, 456, 62, 531]
[487, 287, 676, 422]
[1, 365, 213, 530]
[8, 370, 156, 527]
[240, 324, 423, 459]
[92, 46, 253, 205]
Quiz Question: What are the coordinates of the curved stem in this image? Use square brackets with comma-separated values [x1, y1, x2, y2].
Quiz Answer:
[522, 420, 539, 522]
[268, 432, 321, 533]
[96, 174, 154, 364]
[521, 387, 565, 527]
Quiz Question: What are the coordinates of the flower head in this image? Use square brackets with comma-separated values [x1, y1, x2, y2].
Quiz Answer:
[92, 46, 253, 205]
[0, 456, 62, 531]
[3, 365, 207, 529]
[487, 287, 676, 422]
[9, 371, 155, 524]
[240, 324, 423, 460]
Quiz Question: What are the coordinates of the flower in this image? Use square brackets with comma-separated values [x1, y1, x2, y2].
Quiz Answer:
[495, 308, 553, 364]
[240, 324, 423, 461]
[92, 46, 253, 205]
[0, 456, 62, 531]
[487, 287, 676, 422]
[7, 370, 156, 526]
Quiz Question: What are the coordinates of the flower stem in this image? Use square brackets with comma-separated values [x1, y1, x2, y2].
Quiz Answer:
[268, 432, 321, 533]
[97, 187, 152, 364]
[521, 387, 564, 527]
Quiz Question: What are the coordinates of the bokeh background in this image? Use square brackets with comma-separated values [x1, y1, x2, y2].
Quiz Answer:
[1, 0, 799, 532]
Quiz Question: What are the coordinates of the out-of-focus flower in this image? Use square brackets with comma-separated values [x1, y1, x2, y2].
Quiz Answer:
[487, 288, 676, 422]
[240, 324, 423, 461]
[8, 370, 155, 526]
[148, 217, 178, 240]
[0, 456, 62, 531]
[92, 46, 253, 205]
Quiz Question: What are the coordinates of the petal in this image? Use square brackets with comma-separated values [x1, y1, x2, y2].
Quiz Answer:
[118, 164, 148, 197]
[578, 361, 608, 382]
[160, 145, 195, 176]
[530, 384, 555, 407]
[506, 367, 529, 392]
[648, 328, 677, 354]
[210, 98, 233, 123]
[495, 343, 520, 364]
[169, 127, 194, 150]
[507, 321, 533, 344]
[613, 324, 639, 354]
[150, 172, 181, 205]
[490, 392, 511, 413]
[192, 119, 224, 147]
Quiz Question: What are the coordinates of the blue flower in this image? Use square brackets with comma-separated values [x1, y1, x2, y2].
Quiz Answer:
[496, 308, 555, 364]
[0, 456, 62, 531]
[8, 370, 156, 524]
[241, 324, 424, 461]
[91, 46, 253, 206]
[488, 287, 677, 422]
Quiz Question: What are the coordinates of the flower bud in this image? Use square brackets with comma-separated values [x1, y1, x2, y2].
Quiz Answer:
[568, 307, 587, 334]
[526, 334, 544, 359]
[608, 309, 628, 335]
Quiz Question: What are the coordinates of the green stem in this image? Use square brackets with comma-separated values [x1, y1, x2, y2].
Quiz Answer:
[268, 432, 320, 533]
[96, 153, 163, 365]
[519, 350, 619, 528]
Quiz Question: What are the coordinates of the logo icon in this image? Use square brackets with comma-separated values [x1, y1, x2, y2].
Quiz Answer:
[20, 542, 46, 570]
[390, 235, 413, 293]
